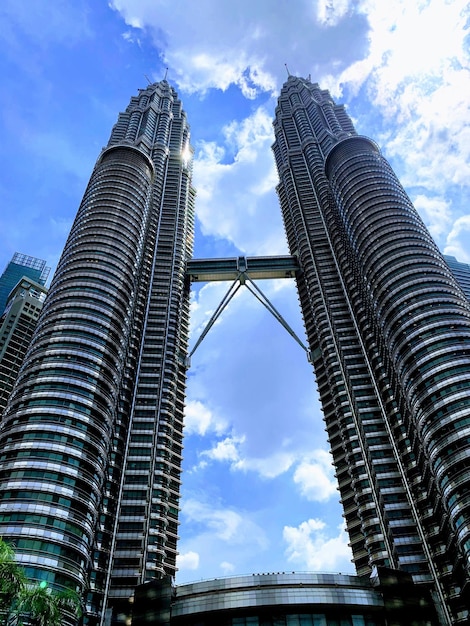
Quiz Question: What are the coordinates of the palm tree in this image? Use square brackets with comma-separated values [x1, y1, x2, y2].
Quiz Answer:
[0, 540, 81, 626]
[0, 539, 26, 625]
[15, 584, 82, 626]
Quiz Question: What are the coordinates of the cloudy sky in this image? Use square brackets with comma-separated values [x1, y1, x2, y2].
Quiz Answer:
[0, 0, 469, 583]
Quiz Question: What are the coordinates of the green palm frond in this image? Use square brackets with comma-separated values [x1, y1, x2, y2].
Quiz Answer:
[0, 539, 82, 625]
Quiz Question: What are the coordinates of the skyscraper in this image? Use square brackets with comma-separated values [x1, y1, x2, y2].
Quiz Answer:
[0, 252, 49, 315]
[272, 75, 470, 624]
[0, 80, 195, 624]
[0, 276, 48, 415]
[445, 255, 470, 300]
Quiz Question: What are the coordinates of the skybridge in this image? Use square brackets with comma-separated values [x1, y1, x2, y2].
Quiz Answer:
[186, 255, 299, 282]
[185, 255, 312, 366]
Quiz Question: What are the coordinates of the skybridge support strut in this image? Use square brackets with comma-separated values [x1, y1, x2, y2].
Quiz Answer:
[185, 256, 312, 367]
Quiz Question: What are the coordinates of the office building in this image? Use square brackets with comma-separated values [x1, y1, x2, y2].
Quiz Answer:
[0, 80, 195, 624]
[131, 570, 438, 626]
[445, 255, 470, 300]
[272, 75, 470, 624]
[0, 252, 49, 315]
[0, 276, 47, 415]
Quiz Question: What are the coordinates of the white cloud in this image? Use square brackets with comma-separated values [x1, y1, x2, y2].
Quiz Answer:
[293, 450, 337, 502]
[184, 399, 228, 436]
[182, 498, 268, 547]
[193, 105, 284, 255]
[110, 0, 369, 96]
[176, 496, 271, 581]
[445, 215, 470, 264]
[412, 195, 452, 240]
[202, 434, 245, 463]
[198, 432, 294, 479]
[220, 561, 235, 574]
[232, 452, 295, 479]
[330, 0, 469, 105]
[172, 50, 276, 99]
[176, 551, 200, 571]
[316, 0, 353, 27]
[110, 0, 278, 96]
[122, 30, 142, 46]
[283, 520, 353, 572]
[197, 433, 338, 488]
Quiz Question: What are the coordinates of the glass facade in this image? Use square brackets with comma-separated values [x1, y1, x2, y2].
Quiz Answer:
[444, 255, 470, 301]
[0, 252, 49, 315]
[131, 572, 438, 626]
[0, 276, 47, 415]
[0, 81, 195, 625]
[273, 76, 470, 624]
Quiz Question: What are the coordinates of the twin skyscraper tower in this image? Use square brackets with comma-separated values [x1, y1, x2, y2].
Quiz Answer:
[0, 77, 469, 625]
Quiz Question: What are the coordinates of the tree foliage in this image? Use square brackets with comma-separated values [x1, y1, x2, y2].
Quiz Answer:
[0, 539, 82, 626]
[0, 539, 25, 624]
[15, 584, 82, 626]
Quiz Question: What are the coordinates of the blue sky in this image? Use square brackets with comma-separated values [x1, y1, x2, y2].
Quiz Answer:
[1, 0, 469, 583]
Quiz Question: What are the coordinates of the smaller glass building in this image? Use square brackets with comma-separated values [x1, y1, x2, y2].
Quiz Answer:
[444, 255, 470, 301]
[131, 570, 439, 626]
[0, 276, 47, 414]
[0, 253, 49, 315]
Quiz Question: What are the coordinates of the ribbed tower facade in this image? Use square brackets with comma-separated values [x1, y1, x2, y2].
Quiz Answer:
[0, 81, 195, 624]
[273, 76, 470, 624]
